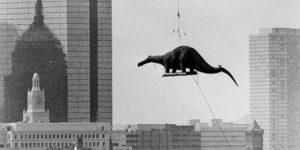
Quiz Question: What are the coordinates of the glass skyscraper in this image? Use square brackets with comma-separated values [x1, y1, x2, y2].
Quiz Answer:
[0, 0, 112, 123]
[0, 23, 19, 121]
[250, 28, 300, 150]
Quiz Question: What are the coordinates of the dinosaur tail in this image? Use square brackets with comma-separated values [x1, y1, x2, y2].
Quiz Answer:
[220, 67, 238, 87]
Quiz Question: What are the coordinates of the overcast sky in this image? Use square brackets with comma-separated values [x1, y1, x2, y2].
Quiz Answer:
[112, 0, 300, 125]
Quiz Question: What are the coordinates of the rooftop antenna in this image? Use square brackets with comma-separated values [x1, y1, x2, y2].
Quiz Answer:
[34, 0, 44, 25]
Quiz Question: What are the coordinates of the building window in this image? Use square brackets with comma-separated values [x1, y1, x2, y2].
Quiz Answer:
[69, 134, 71, 139]
[33, 135, 35, 139]
[102, 126, 104, 130]
[102, 134, 105, 138]
[20, 135, 23, 139]
[21, 143, 24, 148]
[41, 143, 44, 148]
[96, 134, 99, 138]
[41, 134, 43, 139]
[103, 142, 105, 146]
[37, 135, 39, 139]
[92, 134, 95, 138]
[14, 143, 18, 148]
[28, 135, 31, 139]
[88, 134, 91, 138]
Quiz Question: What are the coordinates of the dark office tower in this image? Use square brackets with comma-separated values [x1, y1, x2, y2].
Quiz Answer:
[3, 0, 68, 122]
[66, 0, 112, 123]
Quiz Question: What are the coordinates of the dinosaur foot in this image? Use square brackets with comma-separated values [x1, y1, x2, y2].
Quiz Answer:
[162, 72, 198, 77]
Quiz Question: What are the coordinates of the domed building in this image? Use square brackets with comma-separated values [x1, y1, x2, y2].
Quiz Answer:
[4, 0, 67, 122]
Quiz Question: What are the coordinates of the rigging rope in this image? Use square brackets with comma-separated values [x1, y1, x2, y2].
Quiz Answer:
[191, 76, 233, 150]
[172, 0, 188, 45]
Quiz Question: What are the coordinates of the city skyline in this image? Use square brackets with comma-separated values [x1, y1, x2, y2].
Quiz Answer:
[0, 0, 299, 125]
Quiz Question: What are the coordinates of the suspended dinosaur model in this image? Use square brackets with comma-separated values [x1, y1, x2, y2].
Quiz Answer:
[137, 46, 238, 86]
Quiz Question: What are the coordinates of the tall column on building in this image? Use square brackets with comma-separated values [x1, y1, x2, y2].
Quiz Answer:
[249, 28, 300, 150]
[23, 73, 49, 123]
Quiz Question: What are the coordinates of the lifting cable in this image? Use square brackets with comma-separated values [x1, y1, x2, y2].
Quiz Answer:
[171, 3, 234, 149]
[191, 76, 233, 150]
[172, 0, 187, 44]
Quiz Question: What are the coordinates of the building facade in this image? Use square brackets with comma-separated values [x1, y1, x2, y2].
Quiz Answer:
[0, 122, 111, 150]
[0, 23, 18, 122]
[0, 73, 124, 150]
[126, 124, 202, 150]
[0, 0, 112, 123]
[249, 28, 300, 150]
[125, 120, 263, 150]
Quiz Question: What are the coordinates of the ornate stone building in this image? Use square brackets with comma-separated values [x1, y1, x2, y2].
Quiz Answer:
[23, 73, 49, 123]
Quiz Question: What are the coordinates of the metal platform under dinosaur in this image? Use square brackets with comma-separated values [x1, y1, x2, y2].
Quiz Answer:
[162, 72, 198, 77]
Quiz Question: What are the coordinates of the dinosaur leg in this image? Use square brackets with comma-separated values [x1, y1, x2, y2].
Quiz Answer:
[189, 68, 196, 74]
[165, 68, 170, 73]
[180, 62, 186, 73]
[179, 53, 187, 73]
[172, 68, 177, 73]
[181, 66, 186, 73]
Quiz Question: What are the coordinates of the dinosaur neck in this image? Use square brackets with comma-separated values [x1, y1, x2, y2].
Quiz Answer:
[149, 55, 163, 65]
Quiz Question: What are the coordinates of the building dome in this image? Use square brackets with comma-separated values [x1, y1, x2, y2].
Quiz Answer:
[33, 73, 39, 79]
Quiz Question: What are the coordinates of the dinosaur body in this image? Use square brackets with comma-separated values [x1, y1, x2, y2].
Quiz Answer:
[138, 46, 238, 86]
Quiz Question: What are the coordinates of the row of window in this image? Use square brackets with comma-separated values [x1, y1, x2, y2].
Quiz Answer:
[11, 141, 106, 148]
[10, 133, 105, 140]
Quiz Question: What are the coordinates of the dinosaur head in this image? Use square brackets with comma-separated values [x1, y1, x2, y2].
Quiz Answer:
[138, 56, 151, 67]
